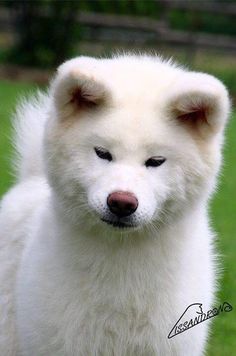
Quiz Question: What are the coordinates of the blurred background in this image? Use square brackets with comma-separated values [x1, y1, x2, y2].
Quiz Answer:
[0, 1, 235, 355]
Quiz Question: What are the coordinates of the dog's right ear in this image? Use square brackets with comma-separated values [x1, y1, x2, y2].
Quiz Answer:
[51, 57, 109, 120]
[166, 72, 230, 139]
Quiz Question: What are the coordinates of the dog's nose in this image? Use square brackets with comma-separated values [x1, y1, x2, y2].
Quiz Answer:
[107, 191, 138, 217]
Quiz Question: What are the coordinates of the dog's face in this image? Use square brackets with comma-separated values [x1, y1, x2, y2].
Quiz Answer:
[44, 56, 229, 233]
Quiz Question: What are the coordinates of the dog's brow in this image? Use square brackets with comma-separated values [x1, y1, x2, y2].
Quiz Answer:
[92, 134, 122, 146]
[91, 134, 174, 151]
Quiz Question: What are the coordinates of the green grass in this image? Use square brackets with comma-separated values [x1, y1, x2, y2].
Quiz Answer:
[206, 111, 236, 355]
[0, 80, 235, 354]
[0, 80, 37, 194]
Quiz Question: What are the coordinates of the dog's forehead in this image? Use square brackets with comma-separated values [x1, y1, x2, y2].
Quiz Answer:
[89, 106, 178, 154]
[97, 57, 182, 104]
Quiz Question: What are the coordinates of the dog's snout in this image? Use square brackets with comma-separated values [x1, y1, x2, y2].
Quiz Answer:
[107, 191, 138, 217]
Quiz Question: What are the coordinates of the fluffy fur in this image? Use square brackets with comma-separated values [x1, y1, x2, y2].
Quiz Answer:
[0, 54, 230, 355]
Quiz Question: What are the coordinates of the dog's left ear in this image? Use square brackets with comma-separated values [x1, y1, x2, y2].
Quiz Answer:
[51, 57, 110, 120]
[167, 72, 230, 139]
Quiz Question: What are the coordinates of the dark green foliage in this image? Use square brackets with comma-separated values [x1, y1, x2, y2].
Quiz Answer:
[5, 0, 81, 68]
[169, 9, 236, 36]
[2, 1, 236, 68]
[78, 0, 160, 17]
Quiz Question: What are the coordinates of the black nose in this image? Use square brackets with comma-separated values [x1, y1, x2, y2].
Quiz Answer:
[107, 191, 138, 217]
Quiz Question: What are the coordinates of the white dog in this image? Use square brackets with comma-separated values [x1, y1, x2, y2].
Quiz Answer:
[0, 54, 230, 355]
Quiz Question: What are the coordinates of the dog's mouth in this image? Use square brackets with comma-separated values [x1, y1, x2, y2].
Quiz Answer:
[101, 218, 137, 229]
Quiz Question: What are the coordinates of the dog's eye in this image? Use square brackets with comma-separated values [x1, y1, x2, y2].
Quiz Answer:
[145, 156, 166, 168]
[94, 147, 112, 161]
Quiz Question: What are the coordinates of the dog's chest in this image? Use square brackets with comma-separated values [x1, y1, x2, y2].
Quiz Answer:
[43, 243, 162, 355]
[18, 233, 180, 355]
[53, 288, 158, 355]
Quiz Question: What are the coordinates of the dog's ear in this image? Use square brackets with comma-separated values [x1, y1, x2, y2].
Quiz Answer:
[51, 57, 109, 120]
[167, 72, 230, 139]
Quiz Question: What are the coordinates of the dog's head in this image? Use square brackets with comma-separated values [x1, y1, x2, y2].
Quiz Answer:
[44, 55, 230, 234]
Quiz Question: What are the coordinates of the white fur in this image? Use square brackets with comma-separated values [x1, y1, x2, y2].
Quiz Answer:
[0, 54, 230, 355]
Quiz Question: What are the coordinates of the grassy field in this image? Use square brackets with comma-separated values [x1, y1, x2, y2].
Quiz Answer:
[0, 80, 37, 193]
[0, 80, 235, 355]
